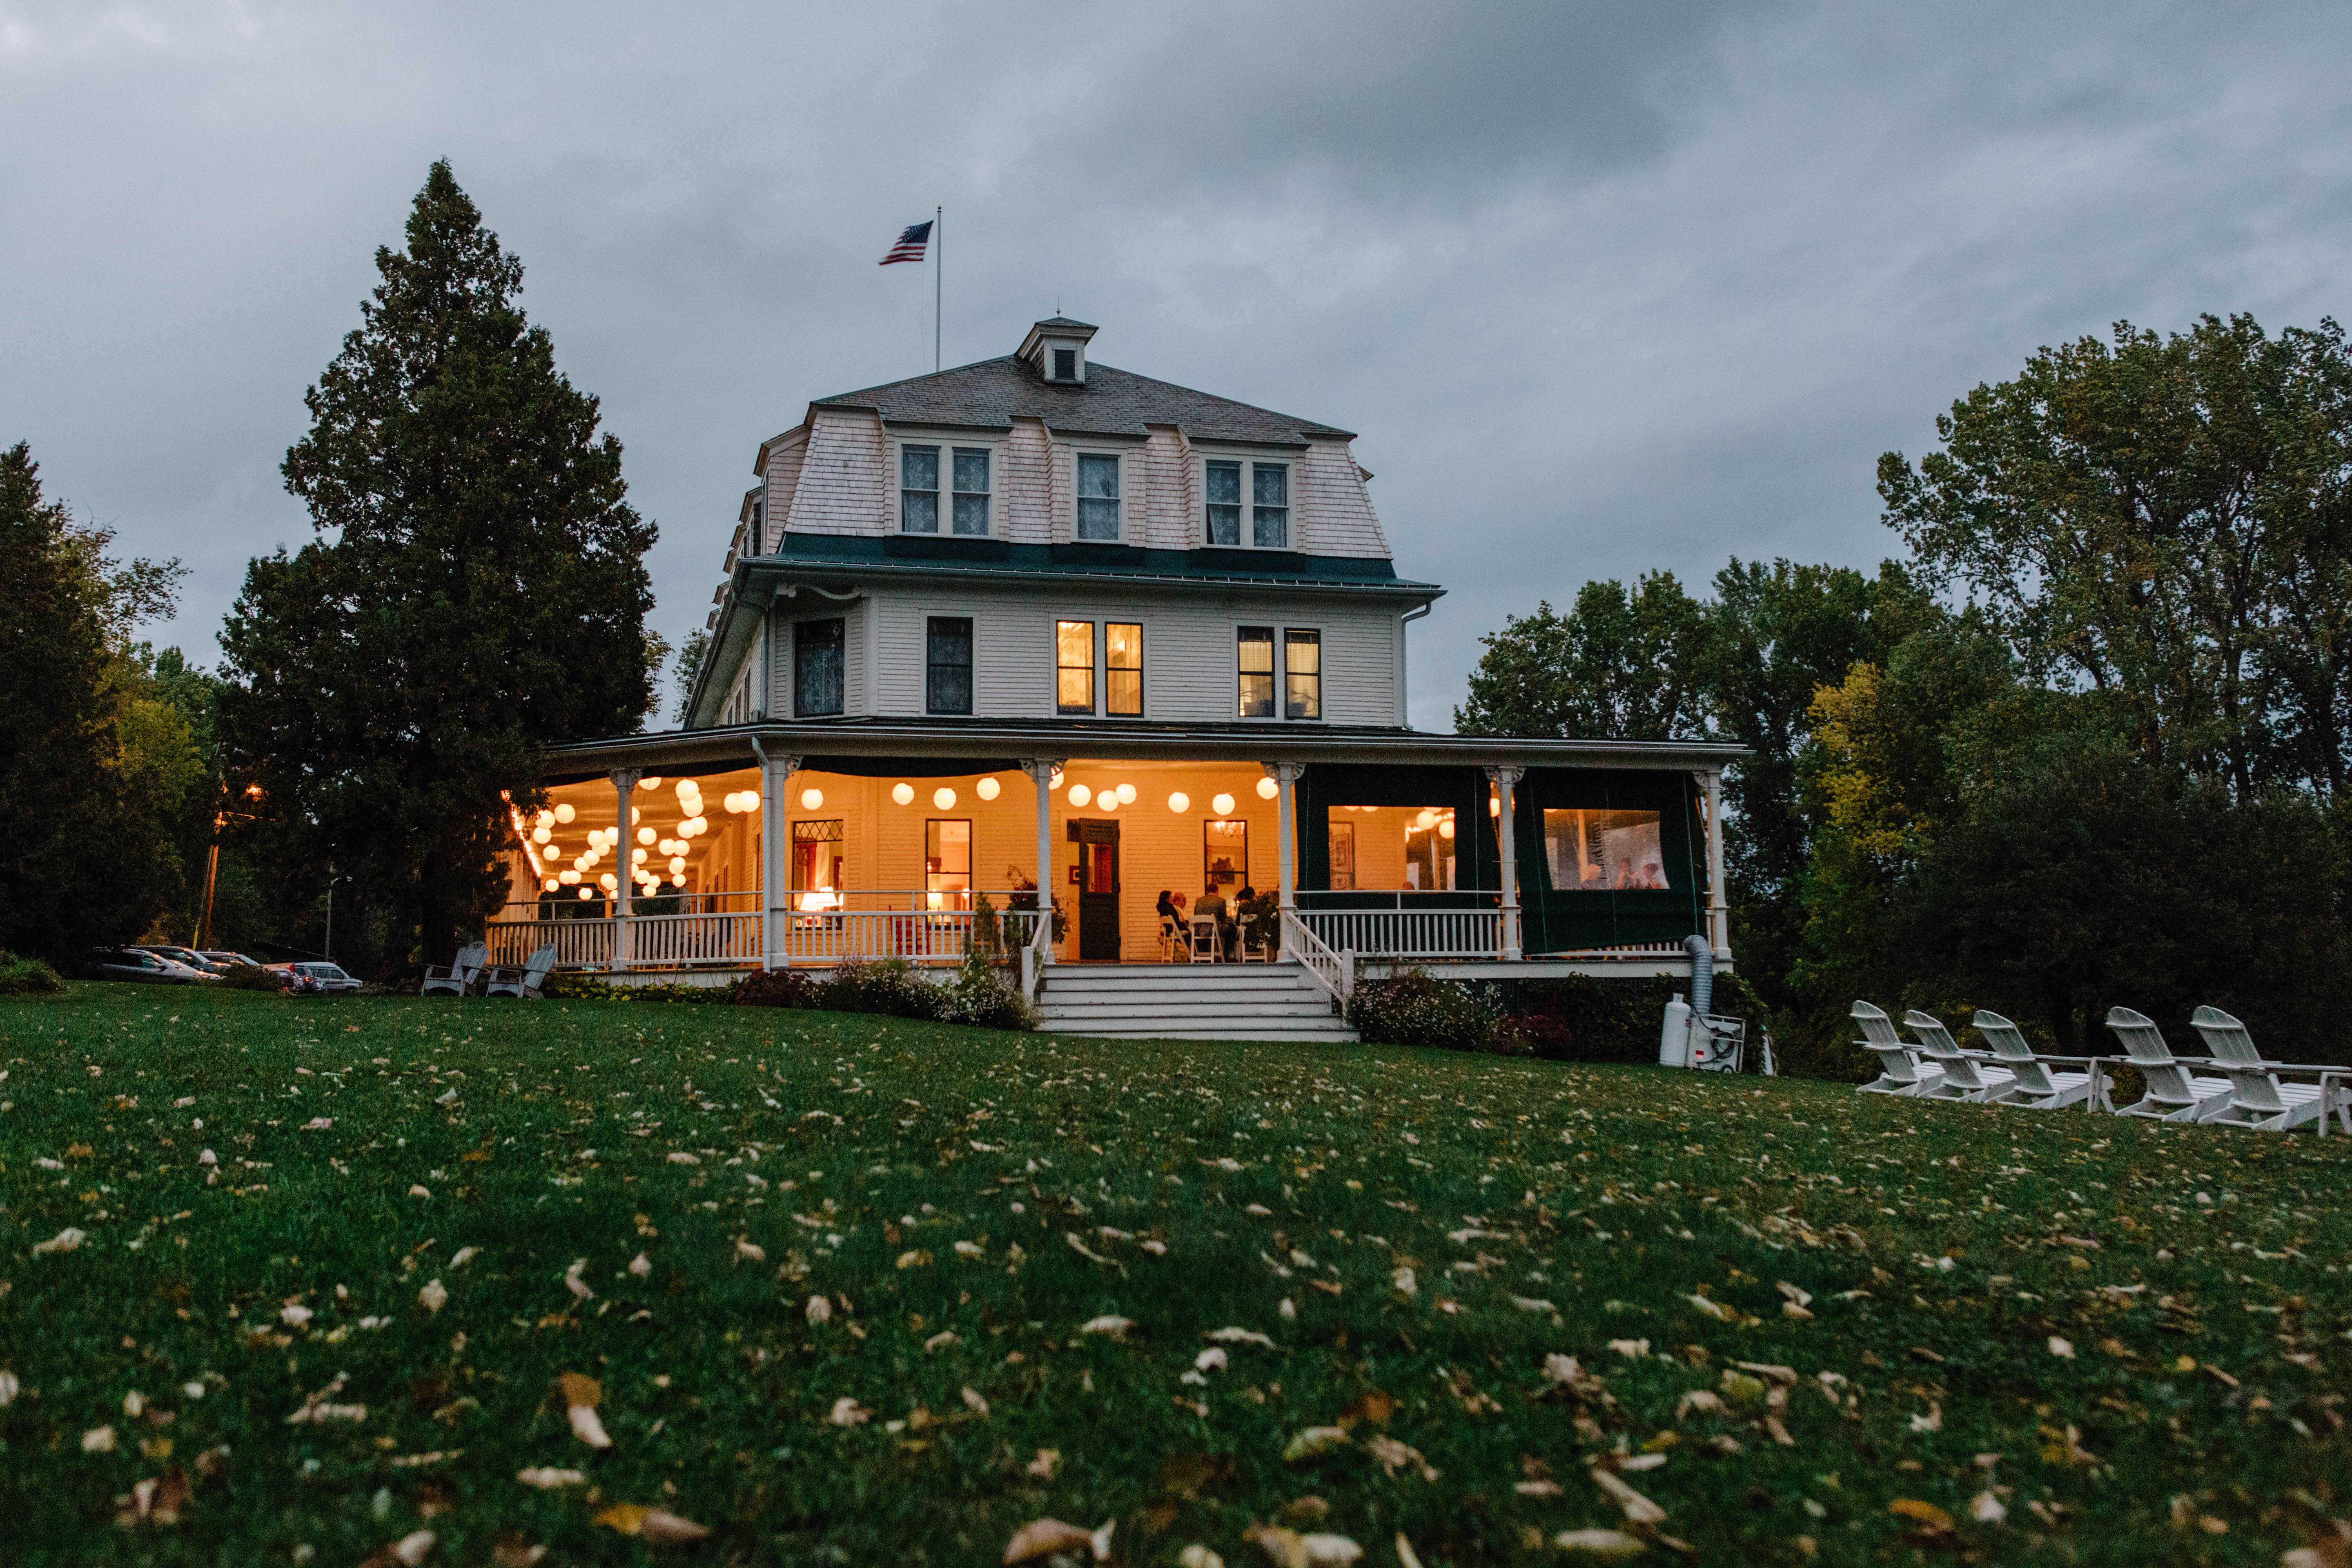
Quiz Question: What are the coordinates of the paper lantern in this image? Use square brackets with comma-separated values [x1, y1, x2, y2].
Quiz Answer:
[630, 806, 641, 825]
[1439, 820, 1455, 840]
[534, 808, 555, 830]
[1212, 793, 1236, 816]
[721, 791, 742, 813]
[599, 873, 618, 891]
[560, 870, 580, 885]
[1067, 784, 1092, 807]
[1414, 810, 1437, 831]
[1168, 792, 1190, 813]
[1098, 793, 1119, 812]
[684, 816, 707, 835]
[742, 789, 760, 813]
[668, 855, 686, 875]
[1489, 796, 1501, 817]
[554, 802, 575, 824]
[640, 776, 663, 793]
[933, 786, 957, 810]
[892, 782, 915, 806]
[674, 778, 695, 798]
[1256, 777, 1279, 800]
[1116, 783, 1137, 804]
[638, 826, 657, 846]
[542, 876, 558, 891]
[976, 776, 1000, 800]
[577, 886, 594, 900]
[802, 787, 824, 811]
[532, 824, 551, 844]
[541, 845, 560, 862]
[632, 848, 648, 864]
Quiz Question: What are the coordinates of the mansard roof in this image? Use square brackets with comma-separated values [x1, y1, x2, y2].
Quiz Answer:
[810, 355, 1357, 445]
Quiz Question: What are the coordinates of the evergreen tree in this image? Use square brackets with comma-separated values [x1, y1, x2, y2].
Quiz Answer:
[219, 162, 659, 969]
[0, 443, 193, 956]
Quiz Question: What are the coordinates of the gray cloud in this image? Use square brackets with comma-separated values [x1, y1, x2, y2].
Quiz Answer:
[4, 0, 2348, 730]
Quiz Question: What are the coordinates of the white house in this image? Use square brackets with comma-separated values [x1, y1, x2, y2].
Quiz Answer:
[494, 319, 1740, 1036]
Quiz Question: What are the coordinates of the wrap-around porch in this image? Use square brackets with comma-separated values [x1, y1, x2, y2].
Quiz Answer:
[490, 724, 1741, 1005]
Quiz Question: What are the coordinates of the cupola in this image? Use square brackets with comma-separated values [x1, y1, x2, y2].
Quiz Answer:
[1018, 317, 1098, 385]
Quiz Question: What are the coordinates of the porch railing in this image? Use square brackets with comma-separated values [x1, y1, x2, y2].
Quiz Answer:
[488, 891, 1042, 972]
[1293, 905, 1503, 959]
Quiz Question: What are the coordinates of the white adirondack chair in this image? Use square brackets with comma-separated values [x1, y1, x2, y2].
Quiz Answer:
[420, 942, 488, 998]
[2105, 1007, 2232, 1122]
[484, 944, 558, 1000]
[1853, 1001, 1943, 1096]
[2186, 1006, 2352, 1134]
[1969, 1010, 2099, 1111]
[1901, 1010, 2020, 1103]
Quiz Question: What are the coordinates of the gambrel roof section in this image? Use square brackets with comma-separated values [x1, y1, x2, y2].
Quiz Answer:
[808, 355, 1356, 446]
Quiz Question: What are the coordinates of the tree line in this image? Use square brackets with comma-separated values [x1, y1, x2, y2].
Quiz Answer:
[1460, 313, 2352, 1071]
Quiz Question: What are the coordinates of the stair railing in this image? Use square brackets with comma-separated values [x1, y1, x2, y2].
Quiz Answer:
[1281, 908, 1354, 1009]
[1020, 910, 1054, 1006]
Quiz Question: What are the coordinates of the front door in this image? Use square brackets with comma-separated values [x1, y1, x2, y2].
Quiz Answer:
[1076, 821, 1121, 960]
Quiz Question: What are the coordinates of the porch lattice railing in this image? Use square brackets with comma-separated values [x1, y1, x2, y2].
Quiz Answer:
[489, 892, 1041, 972]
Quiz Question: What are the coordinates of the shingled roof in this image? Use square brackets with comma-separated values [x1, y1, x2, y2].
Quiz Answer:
[810, 355, 1356, 445]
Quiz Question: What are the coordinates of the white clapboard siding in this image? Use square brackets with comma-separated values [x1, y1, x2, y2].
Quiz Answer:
[848, 582, 1401, 724]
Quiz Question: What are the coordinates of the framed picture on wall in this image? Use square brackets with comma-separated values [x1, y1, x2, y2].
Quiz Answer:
[1327, 821, 1356, 889]
[1204, 819, 1249, 897]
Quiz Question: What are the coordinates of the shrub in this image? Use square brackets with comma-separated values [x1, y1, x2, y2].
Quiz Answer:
[0, 952, 64, 996]
[541, 972, 737, 1005]
[219, 962, 288, 993]
[935, 938, 1038, 1032]
[734, 967, 817, 1009]
[817, 958, 944, 1022]
[1346, 968, 1493, 1051]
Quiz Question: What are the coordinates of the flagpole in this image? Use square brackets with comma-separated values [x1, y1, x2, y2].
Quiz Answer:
[934, 205, 942, 372]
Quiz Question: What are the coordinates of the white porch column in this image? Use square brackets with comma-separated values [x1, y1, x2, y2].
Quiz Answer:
[610, 768, 639, 972]
[1486, 765, 1525, 961]
[751, 744, 798, 969]
[1702, 767, 1728, 957]
[1020, 759, 1064, 963]
[1263, 762, 1307, 913]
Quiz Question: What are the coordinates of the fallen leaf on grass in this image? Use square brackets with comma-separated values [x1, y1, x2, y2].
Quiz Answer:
[737, 1239, 766, 1263]
[1364, 1435, 1438, 1481]
[1283, 1426, 1351, 1461]
[113, 1467, 191, 1527]
[1970, 1490, 2006, 1523]
[417, 1279, 447, 1314]
[962, 1387, 990, 1417]
[1207, 1327, 1275, 1348]
[356, 1530, 437, 1567]
[408, 1185, 432, 1199]
[2048, 1336, 2074, 1359]
[593, 1504, 708, 1542]
[1909, 1404, 1942, 1434]
[1025, 1448, 1060, 1479]
[1004, 1517, 1116, 1563]
[1334, 1389, 1395, 1429]
[559, 1373, 611, 1450]
[1890, 1499, 1953, 1532]
[1590, 1469, 1665, 1525]
[828, 1397, 871, 1426]
[1078, 1314, 1135, 1339]
[1544, 1354, 1583, 1384]
[517, 1468, 585, 1488]
[33, 1228, 86, 1256]
[1552, 1531, 1645, 1559]
[1243, 1526, 1361, 1567]
[806, 1295, 832, 1323]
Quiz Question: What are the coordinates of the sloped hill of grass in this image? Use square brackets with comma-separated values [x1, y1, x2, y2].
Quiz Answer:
[2, 982, 2349, 1565]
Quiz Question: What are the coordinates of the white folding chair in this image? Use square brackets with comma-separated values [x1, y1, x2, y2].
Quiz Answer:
[1902, 1010, 2019, 1103]
[1969, 1011, 2099, 1111]
[1852, 1001, 1942, 1096]
[2106, 1007, 2232, 1122]
[2187, 1006, 2352, 1134]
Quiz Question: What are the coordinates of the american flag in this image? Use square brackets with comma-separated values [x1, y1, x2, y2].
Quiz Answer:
[879, 221, 932, 265]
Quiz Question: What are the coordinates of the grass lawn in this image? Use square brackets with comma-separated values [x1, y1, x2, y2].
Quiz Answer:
[4, 984, 2352, 1566]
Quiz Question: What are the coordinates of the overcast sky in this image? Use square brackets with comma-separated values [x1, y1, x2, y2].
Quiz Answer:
[6, 2, 2350, 731]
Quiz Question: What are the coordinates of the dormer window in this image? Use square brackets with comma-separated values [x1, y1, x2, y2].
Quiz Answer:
[1203, 457, 1290, 549]
[1076, 453, 1122, 541]
[900, 441, 993, 535]
[1052, 348, 1077, 381]
[1018, 317, 1097, 385]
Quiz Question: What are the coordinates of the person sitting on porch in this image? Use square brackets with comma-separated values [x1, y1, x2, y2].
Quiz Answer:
[1156, 890, 1192, 959]
[1195, 884, 1237, 960]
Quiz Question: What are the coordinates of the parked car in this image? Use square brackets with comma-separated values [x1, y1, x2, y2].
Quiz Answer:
[285, 961, 362, 994]
[85, 947, 213, 986]
[131, 944, 229, 976]
[200, 950, 272, 970]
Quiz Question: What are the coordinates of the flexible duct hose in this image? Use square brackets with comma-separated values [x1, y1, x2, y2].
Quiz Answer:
[1684, 933, 1713, 1020]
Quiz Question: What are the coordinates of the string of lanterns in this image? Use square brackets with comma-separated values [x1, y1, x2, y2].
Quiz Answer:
[520, 777, 763, 902]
